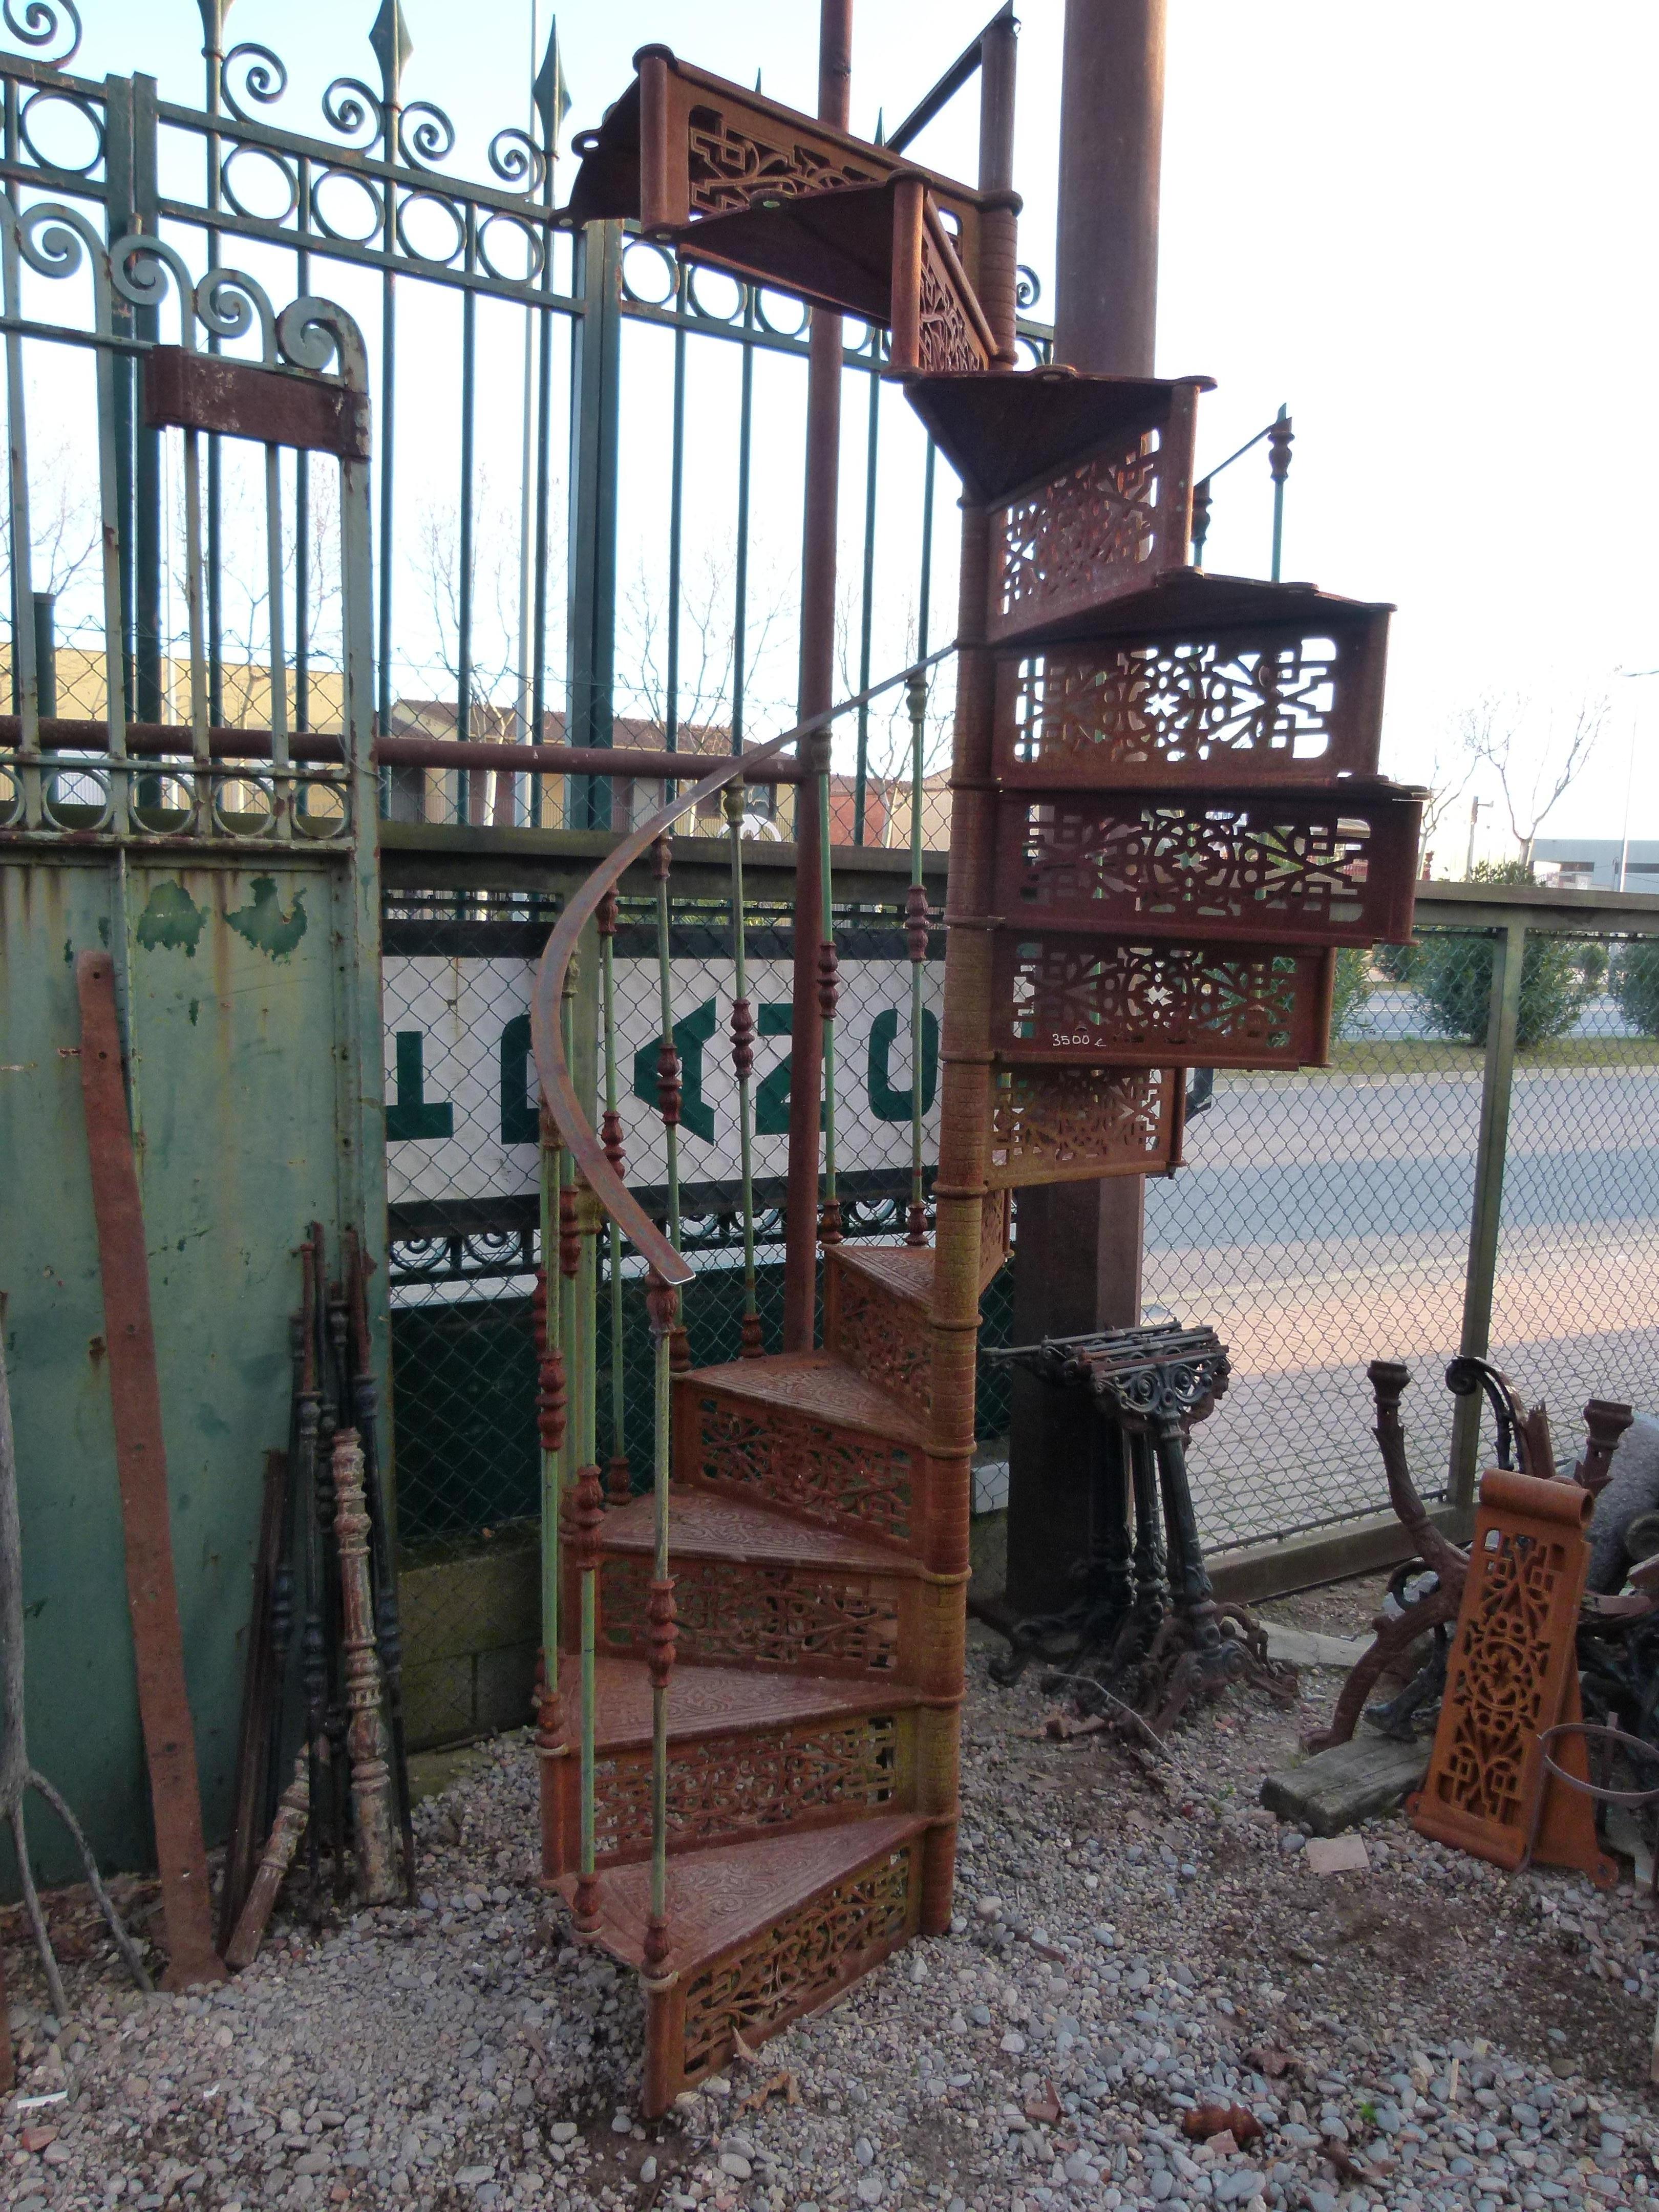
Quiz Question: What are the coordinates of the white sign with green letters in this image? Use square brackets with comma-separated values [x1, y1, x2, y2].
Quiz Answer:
[383, 955, 942, 1206]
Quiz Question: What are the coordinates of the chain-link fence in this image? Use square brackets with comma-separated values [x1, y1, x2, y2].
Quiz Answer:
[1156, 928, 1659, 1553]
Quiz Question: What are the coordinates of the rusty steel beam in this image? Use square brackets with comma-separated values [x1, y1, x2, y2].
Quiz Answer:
[75, 952, 225, 1989]
[144, 346, 371, 460]
[0, 719, 804, 781]
[781, 0, 854, 1353]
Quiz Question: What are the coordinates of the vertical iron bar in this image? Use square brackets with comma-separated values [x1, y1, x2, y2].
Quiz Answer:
[295, 153, 312, 735]
[664, 278, 686, 797]
[1, 203, 39, 827]
[599, 894, 629, 1501]
[643, 1279, 674, 1972]
[529, 127, 558, 830]
[538, 1113, 561, 1720]
[265, 442, 291, 838]
[566, 220, 621, 831]
[1450, 921, 1525, 1518]
[906, 667, 928, 1242]
[181, 428, 209, 818]
[732, 291, 753, 755]
[456, 276, 477, 824]
[132, 74, 161, 726]
[202, 11, 224, 731]
[726, 787, 762, 1350]
[376, 49, 402, 813]
[655, 838, 683, 1262]
[917, 437, 936, 657]
[817, 771, 840, 1242]
[782, 0, 852, 1349]
[1269, 404, 1292, 583]
[103, 71, 136, 722]
[852, 337, 879, 845]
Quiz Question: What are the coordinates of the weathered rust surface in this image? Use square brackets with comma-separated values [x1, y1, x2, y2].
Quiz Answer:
[75, 951, 225, 1988]
[144, 345, 371, 459]
[1411, 1466, 1609, 1880]
[218, 1447, 291, 1953]
[225, 1751, 309, 1970]
[329, 1429, 399, 1906]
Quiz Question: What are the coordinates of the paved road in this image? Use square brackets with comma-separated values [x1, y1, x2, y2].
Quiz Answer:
[1144, 1066, 1659, 1549]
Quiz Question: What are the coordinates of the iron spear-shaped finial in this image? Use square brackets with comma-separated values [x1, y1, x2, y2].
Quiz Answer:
[196, 0, 235, 63]
[369, 0, 413, 113]
[533, 14, 571, 158]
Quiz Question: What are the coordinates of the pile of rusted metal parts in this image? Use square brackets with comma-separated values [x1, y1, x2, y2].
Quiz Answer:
[1312, 1356, 1659, 1893]
[218, 1225, 417, 1964]
[985, 1321, 1299, 1734]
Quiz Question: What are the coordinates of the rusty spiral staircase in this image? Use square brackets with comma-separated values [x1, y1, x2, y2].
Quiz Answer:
[525, 42, 1421, 2115]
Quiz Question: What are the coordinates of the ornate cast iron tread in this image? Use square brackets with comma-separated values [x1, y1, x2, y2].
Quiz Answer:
[553, 1812, 929, 1975]
[556, 1653, 922, 1753]
[594, 1488, 931, 1577]
[828, 1243, 934, 1307]
[679, 1351, 931, 1447]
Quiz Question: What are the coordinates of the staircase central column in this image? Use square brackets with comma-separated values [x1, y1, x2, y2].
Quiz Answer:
[1004, 0, 1168, 1615]
[782, 0, 855, 1351]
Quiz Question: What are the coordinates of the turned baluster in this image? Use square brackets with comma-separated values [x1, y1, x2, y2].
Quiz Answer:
[725, 786, 764, 1355]
[535, 1105, 567, 1754]
[653, 834, 691, 1372]
[329, 1428, 399, 1905]
[642, 1275, 680, 1977]
[598, 887, 632, 1501]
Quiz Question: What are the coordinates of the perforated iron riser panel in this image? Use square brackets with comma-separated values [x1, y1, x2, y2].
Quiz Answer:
[674, 1384, 924, 1557]
[824, 1268, 932, 1422]
[985, 417, 1195, 646]
[598, 1552, 930, 1679]
[990, 619, 1388, 786]
[993, 788, 1421, 949]
[992, 933, 1335, 1070]
[987, 1063, 1180, 1187]
[646, 1835, 925, 2108]
[547, 1709, 920, 1872]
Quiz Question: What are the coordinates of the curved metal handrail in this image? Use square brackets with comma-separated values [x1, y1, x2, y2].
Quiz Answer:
[528, 644, 957, 1289]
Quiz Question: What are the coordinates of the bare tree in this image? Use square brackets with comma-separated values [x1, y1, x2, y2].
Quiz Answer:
[621, 543, 792, 745]
[1461, 692, 1606, 871]
[1412, 737, 1473, 879]
[409, 477, 533, 725]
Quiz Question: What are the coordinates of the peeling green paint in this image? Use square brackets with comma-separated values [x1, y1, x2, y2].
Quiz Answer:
[188, 998, 200, 1025]
[97, 916, 110, 947]
[63, 937, 72, 964]
[135, 880, 205, 957]
[226, 877, 307, 960]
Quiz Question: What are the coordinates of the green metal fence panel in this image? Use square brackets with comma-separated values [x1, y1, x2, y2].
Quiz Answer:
[0, 849, 377, 1880]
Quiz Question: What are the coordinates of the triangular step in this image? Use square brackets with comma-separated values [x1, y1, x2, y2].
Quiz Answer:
[555, 1816, 930, 2113]
[557, 1653, 908, 1754]
[595, 1486, 926, 1577]
[544, 1656, 939, 1882]
[673, 1351, 931, 1557]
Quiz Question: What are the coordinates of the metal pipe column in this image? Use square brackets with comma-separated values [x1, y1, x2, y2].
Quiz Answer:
[1006, 0, 1166, 1615]
[782, 0, 854, 1351]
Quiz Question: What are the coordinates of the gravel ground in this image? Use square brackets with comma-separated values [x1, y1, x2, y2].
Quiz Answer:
[4, 1594, 1657, 2212]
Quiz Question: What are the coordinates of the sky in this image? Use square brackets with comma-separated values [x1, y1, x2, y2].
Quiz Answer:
[50, 1, 1659, 861]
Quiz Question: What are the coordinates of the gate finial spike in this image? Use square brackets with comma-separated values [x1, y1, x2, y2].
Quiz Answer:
[369, 0, 413, 111]
[534, 16, 572, 157]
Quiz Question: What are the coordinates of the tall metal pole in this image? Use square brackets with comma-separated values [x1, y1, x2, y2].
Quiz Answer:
[782, 0, 853, 1351]
[1006, 0, 1166, 1615]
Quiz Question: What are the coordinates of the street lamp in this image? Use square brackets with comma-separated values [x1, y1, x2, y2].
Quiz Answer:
[1616, 667, 1658, 892]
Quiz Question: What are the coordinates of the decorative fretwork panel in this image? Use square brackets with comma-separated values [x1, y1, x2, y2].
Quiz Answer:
[995, 789, 1421, 947]
[594, 1716, 901, 1862]
[995, 622, 1388, 787]
[600, 1555, 901, 1673]
[988, 1064, 1179, 1187]
[916, 223, 988, 375]
[1433, 1530, 1570, 1832]
[689, 1393, 916, 1545]
[678, 1843, 917, 2077]
[993, 437, 1159, 623]
[993, 933, 1334, 1070]
[832, 1275, 932, 1419]
[686, 103, 880, 215]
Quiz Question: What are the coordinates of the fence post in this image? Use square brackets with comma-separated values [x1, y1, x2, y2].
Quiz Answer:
[1449, 918, 1526, 1517]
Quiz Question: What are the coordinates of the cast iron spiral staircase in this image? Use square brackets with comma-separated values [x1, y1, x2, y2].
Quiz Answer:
[527, 42, 1420, 2114]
